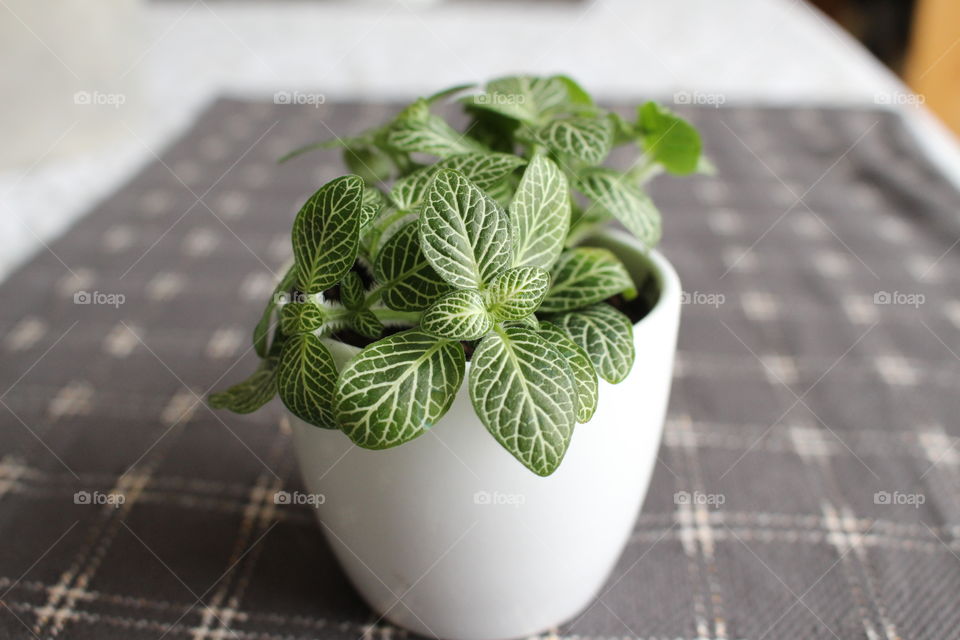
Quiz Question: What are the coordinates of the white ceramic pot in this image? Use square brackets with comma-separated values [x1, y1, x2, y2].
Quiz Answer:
[291, 230, 681, 640]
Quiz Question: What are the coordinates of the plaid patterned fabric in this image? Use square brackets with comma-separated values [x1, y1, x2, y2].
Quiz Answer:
[1, 99, 959, 640]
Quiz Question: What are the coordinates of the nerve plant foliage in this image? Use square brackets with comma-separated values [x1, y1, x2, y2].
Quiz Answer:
[211, 75, 705, 476]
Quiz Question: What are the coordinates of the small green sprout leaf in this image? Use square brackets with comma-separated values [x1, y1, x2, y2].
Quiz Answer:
[279, 300, 325, 335]
[469, 326, 576, 476]
[293, 175, 364, 293]
[374, 221, 452, 311]
[276, 333, 339, 429]
[549, 303, 635, 383]
[360, 187, 386, 228]
[336, 331, 465, 449]
[350, 309, 384, 339]
[637, 101, 702, 175]
[485, 266, 550, 321]
[539, 248, 634, 313]
[420, 169, 512, 289]
[421, 289, 492, 340]
[339, 271, 366, 310]
[576, 169, 662, 247]
[538, 322, 598, 423]
[510, 154, 569, 268]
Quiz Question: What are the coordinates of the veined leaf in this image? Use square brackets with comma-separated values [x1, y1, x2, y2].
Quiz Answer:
[539, 117, 612, 165]
[253, 264, 297, 357]
[293, 175, 364, 293]
[350, 309, 384, 339]
[467, 75, 569, 125]
[210, 335, 285, 413]
[538, 322, 598, 423]
[277, 333, 339, 428]
[360, 187, 386, 228]
[344, 146, 393, 184]
[420, 169, 512, 289]
[510, 154, 569, 269]
[637, 101, 702, 175]
[340, 271, 366, 310]
[387, 106, 485, 158]
[279, 300, 325, 334]
[469, 326, 576, 476]
[422, 289, 492, 340]
[485, 266, 550, 321]
[390, 165, 436, 210]
[390, 153, 526, 210]
[374, 221, 451, 311]
[550, 303, 635, 383]
[539, 248, 634, 313]
[438, 153, 527, 189]
[336, 331, 465, 449]
[577, 169, 662, 247]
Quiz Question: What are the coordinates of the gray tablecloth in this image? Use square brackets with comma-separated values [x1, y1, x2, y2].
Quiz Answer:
[1, 99, 959, 640]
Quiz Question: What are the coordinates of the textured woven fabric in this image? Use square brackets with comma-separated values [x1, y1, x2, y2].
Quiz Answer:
[1, 99, 959, 640]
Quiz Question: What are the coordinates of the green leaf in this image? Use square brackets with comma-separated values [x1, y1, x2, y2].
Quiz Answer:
[469, 326, 576, 476]
[577, 169, 661, 247]
[253, 264, 297, 357]
[550, 303, 635, 383]
[438, 153, 527, 190]
[554, 75, 596, 111]
[279, 300, 325, 334]
[538, 322, 598, 423]
[390, 153, 526, 210]
[485, 266, 550, 321]
[293, 175, 364, 293]
[350, 309, 384, 339]
[340, 271, 366, 310]
[277, 333, 339, 428]
[209, 344, 282, 414]
[637, 101, 702, 175]
[336, 331, 465, 449]
[387, 101, 485, 158]
[539, 248, 634, 313]
[421, 289, 492, 340]
[390, 165, 436, 210]
[420, 169, 512, 289]
[374, 221, 452, 311]
[538, 117, 612, 165]
[360, 187, 386, 228]
[510, 154, 569, 268]
[467, 75, 569, 125]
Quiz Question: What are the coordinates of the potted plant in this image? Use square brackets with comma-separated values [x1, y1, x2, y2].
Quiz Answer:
[211, 75, 704, 640]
